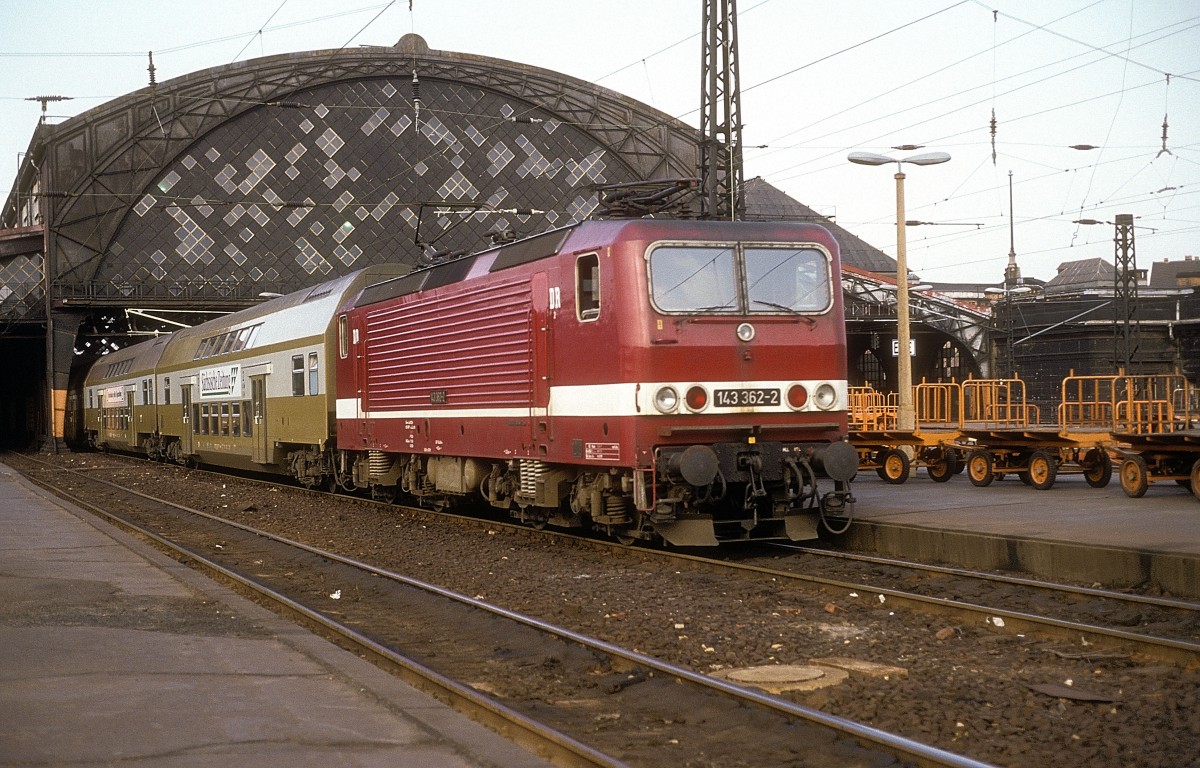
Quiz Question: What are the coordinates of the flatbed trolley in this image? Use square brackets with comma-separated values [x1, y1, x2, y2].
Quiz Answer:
[1108, 374, 1200, 500]
[957, 376, 1115, 491]
[849, 382, 964, 484]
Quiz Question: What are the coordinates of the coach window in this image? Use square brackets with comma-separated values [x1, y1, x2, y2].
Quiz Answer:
[242, 399, 253, 436]
[338, 315, 349, 358]
[220, 402, 230, 436]
[291, 355, 304, 396]
[308, 352, 319, 395]
[231, 402, 241, 436]
[163, 377, 171, 405]
[576, 253, 601, 321]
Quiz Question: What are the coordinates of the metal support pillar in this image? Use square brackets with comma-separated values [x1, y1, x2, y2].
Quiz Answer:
[699, 0, 744, 220]
[1113, 213, 1139, 371]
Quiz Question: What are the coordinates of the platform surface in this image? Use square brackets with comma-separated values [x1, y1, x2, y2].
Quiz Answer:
[0, 460, 551, 768]
[844, 470, 1200, 596]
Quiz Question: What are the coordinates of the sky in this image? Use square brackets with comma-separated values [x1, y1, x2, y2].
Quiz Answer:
[1, 0, 1197, 285]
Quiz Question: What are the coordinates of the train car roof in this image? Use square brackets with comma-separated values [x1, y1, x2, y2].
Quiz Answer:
[83, 334, 173, 386]
[153, 263, 408, 369]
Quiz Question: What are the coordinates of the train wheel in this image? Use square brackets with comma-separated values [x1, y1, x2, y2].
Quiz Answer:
[1119, 456, 1149, 498]
[967, 450, 994, 487]
[1191, 458, 1200, 500]
[1027, 450, 1057, 490]
[1083, 448, 1113, 488]
[876, 449, 910, 484]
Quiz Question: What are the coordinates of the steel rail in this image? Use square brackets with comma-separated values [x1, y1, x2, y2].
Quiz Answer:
[772, 543, 1200, 613]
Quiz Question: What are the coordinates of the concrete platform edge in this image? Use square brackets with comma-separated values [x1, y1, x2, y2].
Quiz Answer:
[841, 520, 1200, 599]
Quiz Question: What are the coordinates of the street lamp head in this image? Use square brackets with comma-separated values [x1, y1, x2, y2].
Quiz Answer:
[847, 151, 895, 166]
[848, 150, 951, 167]
[902, 151, 951, 166]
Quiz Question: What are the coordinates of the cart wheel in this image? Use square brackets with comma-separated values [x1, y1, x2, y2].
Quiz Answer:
[1191, 458, 1200, 500]
[1083, 448, 1113, 488]
[927, 459, 954, 483]
[1119, 456, 1149, 499]
[924, 447, 957, 483]
[1027, 449, 1058, 490]
[876, 448, 910, 484]
[967, 449, 994, 487]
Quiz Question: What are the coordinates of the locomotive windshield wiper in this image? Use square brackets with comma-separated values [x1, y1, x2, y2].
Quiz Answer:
[753, 300, 799, 314]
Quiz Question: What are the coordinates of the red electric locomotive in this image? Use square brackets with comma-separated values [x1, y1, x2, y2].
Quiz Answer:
[333, 218, 857, 545]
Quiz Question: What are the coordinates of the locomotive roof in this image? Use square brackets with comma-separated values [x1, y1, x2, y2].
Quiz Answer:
[352, 218, 838, 309]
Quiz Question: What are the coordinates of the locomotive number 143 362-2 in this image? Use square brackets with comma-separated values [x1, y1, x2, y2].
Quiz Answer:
[713, 388, 781, 407]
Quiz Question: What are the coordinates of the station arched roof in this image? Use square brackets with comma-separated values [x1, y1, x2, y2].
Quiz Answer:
[32, 34, 701, 307]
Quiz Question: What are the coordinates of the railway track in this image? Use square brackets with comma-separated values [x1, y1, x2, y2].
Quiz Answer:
[12, 454, 993, 768]
[731, 544, 1200, 667]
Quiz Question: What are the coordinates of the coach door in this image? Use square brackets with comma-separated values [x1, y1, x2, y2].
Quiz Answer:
[251, 375, 268, 463]
[181, 385, 194, 455]
[125, 390, 137, 447]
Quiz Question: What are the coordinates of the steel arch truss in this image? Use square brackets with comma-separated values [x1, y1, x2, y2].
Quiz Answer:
[842, 268, 991, 374]
[39, 42, 700, 308]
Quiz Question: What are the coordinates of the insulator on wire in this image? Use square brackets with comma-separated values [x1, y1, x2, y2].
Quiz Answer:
[990, 109, 997, 165]
[412, 69, 421, 129]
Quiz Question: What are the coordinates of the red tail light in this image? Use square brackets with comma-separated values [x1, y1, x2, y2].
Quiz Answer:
[787, 384, 809, 409]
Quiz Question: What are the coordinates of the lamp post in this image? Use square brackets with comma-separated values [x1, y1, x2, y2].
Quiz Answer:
[848, 150, 951, 431]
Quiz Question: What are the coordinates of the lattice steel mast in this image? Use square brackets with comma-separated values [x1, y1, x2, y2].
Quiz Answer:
[699, 0, 744, 220]
[1113, 213, 1140, 371]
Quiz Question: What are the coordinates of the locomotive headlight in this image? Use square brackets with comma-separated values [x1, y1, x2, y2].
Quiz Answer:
[814, 382, 838, 410]
[654, 386, 679, 413]
[736, 322, 755, 342]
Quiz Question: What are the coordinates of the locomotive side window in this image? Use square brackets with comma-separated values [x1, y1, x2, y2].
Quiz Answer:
[338, 315, 349, 358]
[576, 253, 601, 321]
[745, 247, 832, 313]
[649, 246, 738, 313]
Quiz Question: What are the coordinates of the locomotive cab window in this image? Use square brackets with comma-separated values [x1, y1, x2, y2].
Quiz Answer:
[648, 243, 832, 315]
[338, 315, 348, 358]
[745, 246, 832, 313]
[576, 253, 601, 321]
